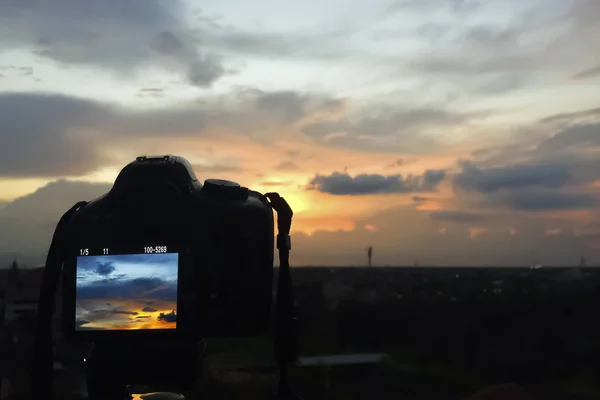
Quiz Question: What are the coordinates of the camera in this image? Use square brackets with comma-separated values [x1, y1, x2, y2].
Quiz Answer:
[61, 155, 276, 340]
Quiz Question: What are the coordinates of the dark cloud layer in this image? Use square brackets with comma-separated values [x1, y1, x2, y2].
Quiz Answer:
[157, 310, 177, 323]
[0, 93, 113, 177]
[95, 262, 116, 276]
[490, 190, 598, 212]
[307, 169, 446, 195]
[111, 310, 138, 316]
[76, 277, 177, 301]
[0, 92, 208, 177]
[0, 180, 111, 266]
[536, 124, 600, 154]
[468, 122, 600, 187]
[0, 91, 335, 178]
[574, 65, 600, 80]
[454, 115, 600, 215]
[0, 0, 226, 87]
[0, 90, 482, 179]
[539, 108, 600, 125]
[454, 161, 571, 193]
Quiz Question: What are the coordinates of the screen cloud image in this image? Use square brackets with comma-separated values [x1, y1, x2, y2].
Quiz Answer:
[75, 253, 178, 330]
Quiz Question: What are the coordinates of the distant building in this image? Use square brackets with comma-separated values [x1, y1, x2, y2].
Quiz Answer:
[4, 267, 45, 325]
[323, 280, 352, 301]
[553, 268, 584, 282]
[1, 266, 67, 399]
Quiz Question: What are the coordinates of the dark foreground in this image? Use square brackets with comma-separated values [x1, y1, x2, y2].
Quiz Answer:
[2, 265, 600, 399]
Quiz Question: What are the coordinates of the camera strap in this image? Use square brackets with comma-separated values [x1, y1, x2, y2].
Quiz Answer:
[32, 201, 89, 400]
[265, 193, 298, 400]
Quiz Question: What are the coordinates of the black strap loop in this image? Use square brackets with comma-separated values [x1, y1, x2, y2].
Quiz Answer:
[265, 193, 298, 399]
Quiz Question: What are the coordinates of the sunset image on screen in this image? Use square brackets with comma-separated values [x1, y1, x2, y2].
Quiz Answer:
[75, 253, 178, 330]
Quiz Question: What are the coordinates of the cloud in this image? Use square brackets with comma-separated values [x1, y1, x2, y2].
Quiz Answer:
[454, 161, 570, 193]
[131, 277, 167, 290]
[0, 93, 116, 177]
[75, 320, 90, 328]
[95, 262, 115, 276]
[157, 310, 177, 323]
[187, 56, 226, 87]
[307, 169, 446, 195]
[421, 169, 447, 191]
[573, 65, 600, 80]
[0, 90, 354, 178]
[198, 19, 368, 62]
[412, 196, 429, 205]
[539, 108, 600, 125]
[299, 104, 484, 154]
[0, 180, 112, 265]
[142, 307, 158, 313]
[455, 119, 600, 217]
[137, 88, 166, 98]
[386, 0, 481, 15]
[136, 315, 151, 319]
[303, 107, 468, 138]
[2, 176, 600, 267]
[429, 211, 485, 222]
[239, 89, 345, 124]
[385, 159, 405, 169]
[0, 0, 226, 87]
[261, 181, 292, 187]
[274, 161, 299, 171]
[76, 277, 177, 301]
[536, 124, 600, 154]
[466, 123, 600, 193]
[398, 1, 600, 98]
[111, 310, 138, 316]
[192, 163, 242, 174]
[292, 203, 600, 266]
[489, 190, 598, 211]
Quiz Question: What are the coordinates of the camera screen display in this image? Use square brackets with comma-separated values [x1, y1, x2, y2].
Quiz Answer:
[75, 247, 178, 331]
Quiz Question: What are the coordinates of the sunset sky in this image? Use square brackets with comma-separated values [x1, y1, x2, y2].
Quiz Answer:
[0, 0, 599, 266]
[76, 253, 178, 330]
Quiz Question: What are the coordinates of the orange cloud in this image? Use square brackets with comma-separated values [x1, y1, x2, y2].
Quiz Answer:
[292, 215, 356, 236]
[469, 227, 488, 239]
[76, 298, 177, 331]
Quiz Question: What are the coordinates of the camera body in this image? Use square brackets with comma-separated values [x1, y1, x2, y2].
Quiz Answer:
[62, 155, 275, 340]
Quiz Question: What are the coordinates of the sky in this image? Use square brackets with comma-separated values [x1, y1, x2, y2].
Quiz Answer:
[0, 0, 599, 266]
[75, 253, 178, 330]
